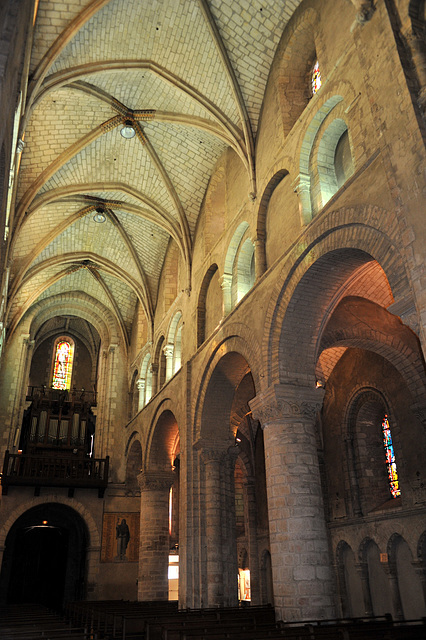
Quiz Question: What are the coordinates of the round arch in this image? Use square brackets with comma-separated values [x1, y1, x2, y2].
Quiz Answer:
[192, 328, 262, 445]
[265, 216, 413, 388]
[0, 499, 98, 608]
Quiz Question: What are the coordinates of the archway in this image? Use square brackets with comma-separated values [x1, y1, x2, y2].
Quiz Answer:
[0, 503, 88, 610]
[138, 408, 180, 602]
[197, 351, 268, 608]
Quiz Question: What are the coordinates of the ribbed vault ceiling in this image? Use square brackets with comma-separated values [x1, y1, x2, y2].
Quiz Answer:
[9, 0, 302, 348]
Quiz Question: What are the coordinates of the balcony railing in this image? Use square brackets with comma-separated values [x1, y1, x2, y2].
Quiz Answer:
[26, 386, 97, 405]
[1, 451, 109, 498]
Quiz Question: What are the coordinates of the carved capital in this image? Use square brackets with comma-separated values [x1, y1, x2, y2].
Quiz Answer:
[137, 470, 175, 492]
[195, 438, 235, 465]
[136, 378, 145, 391]
[219, 273, 233, 292]
[250, 383, 324, 425]
[163, 343, 174, 359]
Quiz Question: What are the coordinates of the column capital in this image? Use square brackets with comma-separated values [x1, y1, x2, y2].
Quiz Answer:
[136, 377, 145, 391]
[163, 343, 174, 359]
[195, 438, 236, 464]
[219, 272, 233, 291]
[137, 470, 175, 491]
[249, 383, 324, 425]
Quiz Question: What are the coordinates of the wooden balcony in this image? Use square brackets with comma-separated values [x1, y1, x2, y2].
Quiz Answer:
[1, 450, 109, 498]
[26, 385, 97, 406]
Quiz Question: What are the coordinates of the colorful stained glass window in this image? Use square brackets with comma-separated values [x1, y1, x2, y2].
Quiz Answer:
[382, 414, 400, 498]
[312, 60, 322, 94]
[52, 340, 74, 390]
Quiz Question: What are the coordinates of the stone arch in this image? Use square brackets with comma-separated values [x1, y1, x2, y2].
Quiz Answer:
[199, 352, 253, 443]
[138, 401, 180, 602]
[0, 501, 91, 607]
[318, 297, 426, 410]
[266, 218, 413, 388]
[139, 351, 152, 407]
[197, 263, 220, 348]
[359, 537, 394, 616]
[346, 387, 397, 514]
[193, 328, 263, 444]
[256, 169, 289, 277]
[235, 238, 255, 305]
[335, 540, 364, 617]
[27, 292, 120, 347]
[313, 118, 354, 211]
[298, 95, 343, 223]
[387, 533, 426, 619]
[167, 310, 183, 377]
[0, 495, 100, 550]
[146, 407, 180, 473]
[224, 223, 255, 311]
[276, 6, 320, 137]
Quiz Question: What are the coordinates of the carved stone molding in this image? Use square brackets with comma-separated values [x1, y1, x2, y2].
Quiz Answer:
[195, 438, 236, 465]
[249, 383, 325, 425]
[137, 470, 175, 492]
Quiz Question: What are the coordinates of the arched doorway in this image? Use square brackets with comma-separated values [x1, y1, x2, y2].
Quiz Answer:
[0, 503, 88, 610]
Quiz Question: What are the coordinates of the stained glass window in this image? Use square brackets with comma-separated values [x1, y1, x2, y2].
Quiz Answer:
[382, 414, 400, 498]
[312, 60, 322, 94]
[52, 340, 74, 390]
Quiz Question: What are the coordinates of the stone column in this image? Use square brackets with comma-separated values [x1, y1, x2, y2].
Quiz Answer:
[250, 383, 336, 621]
[220, 273, 233, 316]
[412, 561, 426, 611]
[136, 378, 145, 411]
[150, 363, 158, 397]
[138, 470, 174, 601]
[200, 443, 239, 607]
[355, 562, 373, 616]
[254, 234, 266, 281]
[244, 476, 261, 604]
[383, 562, 403, 620]
[163, 343, 174, 382]
[292, 173, 311, 225]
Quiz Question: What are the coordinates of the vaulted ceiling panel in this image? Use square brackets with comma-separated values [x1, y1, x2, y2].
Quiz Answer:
[208, 0, 302, 132]
[17, 88, 115, 201]
[8, 0, 298, 345]
[143, 121, 227, 234]
[28, 214, 141, 283]
[79, 70, 214, 120]
[38, 128, 177, 216]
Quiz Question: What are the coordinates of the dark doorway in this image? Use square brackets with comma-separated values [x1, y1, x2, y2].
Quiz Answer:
[0, 503, 88, 610]
[8, 524, 68, 609]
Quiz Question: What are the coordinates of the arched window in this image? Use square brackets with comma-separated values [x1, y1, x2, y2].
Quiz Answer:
[311, 60, 322, 94]
[334, 129, 354, 189]
[51, 338, 74, 389]
[382, 414, 401, 498]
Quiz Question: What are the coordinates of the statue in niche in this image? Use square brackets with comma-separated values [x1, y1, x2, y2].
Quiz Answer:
[116, 518, 130, 561]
